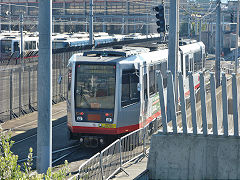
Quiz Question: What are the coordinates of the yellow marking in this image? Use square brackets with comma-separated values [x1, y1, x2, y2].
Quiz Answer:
[14, 131, 25, 134]
[99, 124, 116, 128]
[52, 119, 56, 121]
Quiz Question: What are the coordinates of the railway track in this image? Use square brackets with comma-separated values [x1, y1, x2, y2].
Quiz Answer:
[2, 106, 102, 173]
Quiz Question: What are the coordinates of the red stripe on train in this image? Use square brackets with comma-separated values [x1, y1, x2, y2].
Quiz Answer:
[70, 82, 200, 135]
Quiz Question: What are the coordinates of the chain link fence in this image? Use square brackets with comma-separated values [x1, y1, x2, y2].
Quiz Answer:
[0, 50, 80, 123]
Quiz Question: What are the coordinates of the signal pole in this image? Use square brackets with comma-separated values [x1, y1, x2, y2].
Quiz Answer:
[37, 0, 52, 174]
[20, 13, 24, 68]
[168, 0, 178, 80]
[215, 0, 221, 87]
[89, 0, 93, 45]
[235, 0, 239, 73]
[167, 0, 179, 121]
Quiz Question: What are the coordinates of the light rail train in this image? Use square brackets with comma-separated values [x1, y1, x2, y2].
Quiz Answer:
[67, 41, 205, 147]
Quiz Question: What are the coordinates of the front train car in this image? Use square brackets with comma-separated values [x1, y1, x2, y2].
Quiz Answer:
[67, 47, 149, 147]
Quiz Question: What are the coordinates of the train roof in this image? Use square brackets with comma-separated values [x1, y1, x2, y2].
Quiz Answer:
[83, 46, 149, 57]
[68, 40, 205, 66]
[69, 46, 150, 64]
[179, 41, 205, 54]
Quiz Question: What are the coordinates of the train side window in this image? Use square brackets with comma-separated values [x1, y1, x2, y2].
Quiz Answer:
[181, 53, 183, 74]
[121, 70, 140, 107]
[143, 73, 148, 100]
[149, 65, 156, 95]
[202, 52, 206, 68]
[121, 72, 130, 107]
[185, 54, 189, 76]
[13, 42, 19, 52]
[194, 51, 201, 72]
[32, 41, 36, 50]
[24, 42, 29, 50]
[29, 41, 33, 50]
[130, 72, 140, 101]
[160, 61, 167, 88]
[67, 68, 72, 101]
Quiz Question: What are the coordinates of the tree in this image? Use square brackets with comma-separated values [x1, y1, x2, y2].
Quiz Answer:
[0, 126, 72, 180]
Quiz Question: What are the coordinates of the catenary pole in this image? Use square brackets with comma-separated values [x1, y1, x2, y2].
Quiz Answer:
[167, 0, 178, 120]
[37, 0, 52, 174]
[215, 0, 221, 87]
[168, 0, 178, 80]
[20, 14, 24, 68]
[235, 0, 239, 73]
[89, 0, 93, 45]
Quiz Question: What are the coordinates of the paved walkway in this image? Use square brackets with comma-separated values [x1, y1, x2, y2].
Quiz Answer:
[1, 102, 66, 135]
[111, 156, 148, 180]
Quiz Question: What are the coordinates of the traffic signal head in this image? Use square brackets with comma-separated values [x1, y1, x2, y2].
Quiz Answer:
[231, 13, 234, 23]
[154, 5, 165, 33]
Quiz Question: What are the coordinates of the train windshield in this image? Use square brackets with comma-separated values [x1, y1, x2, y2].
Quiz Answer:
[1, 40, 12, 53]
[75, 64, 116, 109]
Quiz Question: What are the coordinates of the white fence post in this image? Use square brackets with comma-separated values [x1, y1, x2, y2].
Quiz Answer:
[178, 72, 187, 134]
[167, 71, 177, 133]
[221, 73, 228, 136]
[189, 72, 197, 134]
[100, 152, 104, 180]
[156, 71, 167, 133]
[210, 73, 218, 135]
[199, 72, 208, 135]
[232, 73, 239, 136]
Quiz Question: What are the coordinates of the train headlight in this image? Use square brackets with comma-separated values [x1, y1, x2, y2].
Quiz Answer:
[76, 116, 83, 121]
[106, 118, 112, 122]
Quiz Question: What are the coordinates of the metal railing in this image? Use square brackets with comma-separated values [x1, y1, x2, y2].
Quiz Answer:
[75, 70, 240, 180]
[76, 117, 160, 180]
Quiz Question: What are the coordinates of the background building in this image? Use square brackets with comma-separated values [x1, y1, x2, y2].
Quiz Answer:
[0, 0, 164, 34]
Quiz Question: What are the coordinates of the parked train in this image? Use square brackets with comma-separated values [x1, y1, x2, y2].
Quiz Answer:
[0, 35, 39, 60]
[66, 41, 205, 147]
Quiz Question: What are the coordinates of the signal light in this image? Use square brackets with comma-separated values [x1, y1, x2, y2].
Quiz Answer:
[154, 4, 166, 33]
[231, 13, 234, 23]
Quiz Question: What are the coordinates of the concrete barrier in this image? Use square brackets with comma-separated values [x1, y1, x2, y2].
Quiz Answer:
[147, 133, 240, 179]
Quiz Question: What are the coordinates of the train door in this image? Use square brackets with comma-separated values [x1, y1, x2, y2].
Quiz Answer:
[67, 63, 73, 126]
[185, 54, 189, 77]
[140, 62, 148, 126]
[13, 41, 20, 52]
[189, 53, 194, 72]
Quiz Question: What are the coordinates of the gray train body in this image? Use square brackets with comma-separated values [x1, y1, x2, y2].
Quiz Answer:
[67, 41, 205, 146]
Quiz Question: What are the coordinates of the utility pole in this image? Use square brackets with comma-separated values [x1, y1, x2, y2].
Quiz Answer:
[188, 15, 191, 38]
[235, 0, 239, 73]
[37, 0, 52, 174]
[215, 0, 221, 87]
[8, 3, 11, 32]
[0, 5, 1, 31]
[121, 17, 125, 34]
[89, 0, 93, 45]
[20, 14, 24, 68]
[167, 0, 179, 120]
[199, 19, 202, 42]
[168, 0, 178, 79]
[146, 13, 149, 37]
[53, 16, 55, 33]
